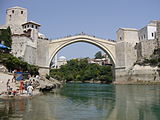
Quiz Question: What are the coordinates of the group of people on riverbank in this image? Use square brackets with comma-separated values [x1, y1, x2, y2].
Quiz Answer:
[0, 73, 40, 98]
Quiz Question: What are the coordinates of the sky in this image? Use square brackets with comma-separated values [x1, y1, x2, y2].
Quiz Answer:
[0, 0, 160, 60]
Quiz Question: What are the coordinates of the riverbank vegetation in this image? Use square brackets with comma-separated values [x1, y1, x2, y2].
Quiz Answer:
[0, 53, 39, 75]
[50, 58, 113, 83]
[0, 27, 12, 48]
[0, 27, 39, 75]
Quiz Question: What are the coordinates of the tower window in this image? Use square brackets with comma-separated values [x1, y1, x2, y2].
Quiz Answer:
[27, 25, 29, 28]
[21, 11, 23, 14]
[36, 26, 38, 29]
[120, 37, 122, 40]
[152, 33, 154, 37]
[32, 25, 34, 28]
[12, 10, 14, 13]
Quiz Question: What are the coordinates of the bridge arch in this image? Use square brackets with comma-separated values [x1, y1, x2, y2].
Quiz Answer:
[48, 35, 116, 67]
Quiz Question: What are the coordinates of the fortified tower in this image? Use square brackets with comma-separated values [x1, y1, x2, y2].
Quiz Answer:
[4, 6, 41, 65]
[6, 6, 27, 25]
[116, 28, 139, 69]
[115, 28, 139, 81]
[5, 6, 27, 34]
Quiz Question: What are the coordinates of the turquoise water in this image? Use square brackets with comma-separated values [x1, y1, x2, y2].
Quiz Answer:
[0, 83, 160, 120]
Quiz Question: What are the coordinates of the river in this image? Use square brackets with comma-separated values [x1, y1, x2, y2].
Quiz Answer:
[0, 83, 160, 120]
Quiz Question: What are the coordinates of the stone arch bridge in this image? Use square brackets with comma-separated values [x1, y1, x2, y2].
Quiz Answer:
[38, 35, 116, 75]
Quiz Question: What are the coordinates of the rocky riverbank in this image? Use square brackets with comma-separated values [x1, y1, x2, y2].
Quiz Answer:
[114, 65, 160, 84]
[0, 72, 62, 99]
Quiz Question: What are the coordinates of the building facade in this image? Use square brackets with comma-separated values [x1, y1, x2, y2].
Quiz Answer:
[51, 56, 67, 69]
[0, 6, 48, 65]
[138, 21, 157, 41]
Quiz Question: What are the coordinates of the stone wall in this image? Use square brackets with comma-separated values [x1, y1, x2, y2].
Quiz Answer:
[125, 42, 137, 69]
[115, 42, 125, 68]
[12, 35, 37, 65]
[36, 39, 49, 67]
[116, 28, 138, 70]
[137, 39, 157, 61]
[12, 35, 28, 58]
[24, 45, 37, 65]
[157, 21, 160, 48]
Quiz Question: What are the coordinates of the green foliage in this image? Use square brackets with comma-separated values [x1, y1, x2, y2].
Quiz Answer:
[50, 58, 113, 83]
[0, 53, 39, 75]
[0, 27, 12, 48]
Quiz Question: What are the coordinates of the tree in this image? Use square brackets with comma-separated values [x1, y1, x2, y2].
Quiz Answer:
[50, 58, 113, 83]
[0, 53, 39, 75]
[0, 27, 12, 48]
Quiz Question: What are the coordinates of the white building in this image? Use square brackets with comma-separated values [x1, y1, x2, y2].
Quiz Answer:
[138, 20, 157, 41]
[52, 56, 67, 69]
[88, 53, 112, 66]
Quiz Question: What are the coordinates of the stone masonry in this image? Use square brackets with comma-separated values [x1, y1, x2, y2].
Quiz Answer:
[0, 6, 159, 81]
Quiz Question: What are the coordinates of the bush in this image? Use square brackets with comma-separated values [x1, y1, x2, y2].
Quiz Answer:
[50, 58, 113, 83]
[149, 59, 158, 66]
[0, 53, 39, 75]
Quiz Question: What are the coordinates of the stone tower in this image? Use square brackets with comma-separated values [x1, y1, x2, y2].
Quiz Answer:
[116, 28, 139, 69]
[5, 6, 27, 34]
[6, 6, 27, 25]
[115, 28, 139, 81]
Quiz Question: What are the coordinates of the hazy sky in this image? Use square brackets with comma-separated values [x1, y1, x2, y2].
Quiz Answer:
[0, 0, 159, 59]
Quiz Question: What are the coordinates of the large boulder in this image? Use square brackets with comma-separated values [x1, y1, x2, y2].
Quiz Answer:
[0, 65, 8, 73]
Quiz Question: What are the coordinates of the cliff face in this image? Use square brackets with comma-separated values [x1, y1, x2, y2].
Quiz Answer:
[128, 65, 160, 82]
[114, 65, 160, 84]
[115, 47, 160, 84]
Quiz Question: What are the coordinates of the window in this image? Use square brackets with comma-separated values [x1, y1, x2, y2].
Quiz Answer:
[152, 33, 154, 37]
[21, 11, 23, 14]
[120, 37, 122, 40]
[32, 25, 34, 28]
[36, 26, 38, 29]
[144, 34, 145, 38]
[12, 10, 14, 13]
[27, 25, 29, 28]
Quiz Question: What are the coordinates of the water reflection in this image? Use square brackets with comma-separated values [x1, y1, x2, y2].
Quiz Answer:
[0, 99, 25, 119]
[107, 85, 160, 120]
[0, 84, 160, 120]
